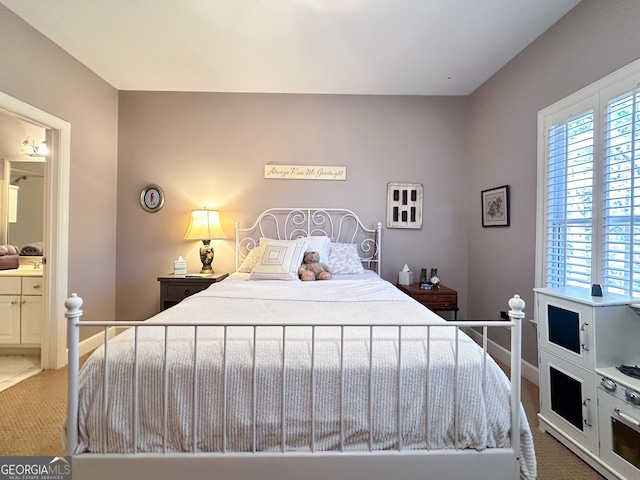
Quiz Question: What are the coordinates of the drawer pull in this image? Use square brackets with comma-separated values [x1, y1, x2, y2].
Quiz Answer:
[11, 300, 18, 305]
[184, 289, 191, 296]
[32, 284, 41, 289]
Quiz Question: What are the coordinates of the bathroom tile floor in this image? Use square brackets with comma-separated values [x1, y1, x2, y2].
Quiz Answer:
[0, 355, 41, 393]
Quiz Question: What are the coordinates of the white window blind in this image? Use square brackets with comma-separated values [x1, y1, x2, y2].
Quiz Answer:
[603, 89, 640, 297]
[545, 111, 594, 289]
[538, 60, 640, 298]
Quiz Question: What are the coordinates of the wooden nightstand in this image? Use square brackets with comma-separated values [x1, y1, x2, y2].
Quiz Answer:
[157, 273, 228, 311]
[397, 283, 459, 320]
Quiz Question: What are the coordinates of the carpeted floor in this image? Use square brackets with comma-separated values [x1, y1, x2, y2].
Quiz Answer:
[0, 365, 68, 456]
[0, 363, 605, 479]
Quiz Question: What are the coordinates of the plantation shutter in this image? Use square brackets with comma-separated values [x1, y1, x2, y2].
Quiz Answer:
[545, 110, 595, 289]
[603, 89, 640, 296]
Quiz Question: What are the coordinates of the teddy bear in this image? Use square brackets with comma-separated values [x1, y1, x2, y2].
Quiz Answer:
[298, 251, 333, 281]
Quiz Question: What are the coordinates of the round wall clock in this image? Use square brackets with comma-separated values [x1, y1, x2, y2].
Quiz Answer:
[140, 184, 165, 212]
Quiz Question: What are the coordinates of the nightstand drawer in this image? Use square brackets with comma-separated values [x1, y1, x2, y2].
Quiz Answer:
[396, 282, 459, 320]
[416, 295, 457, 309]
[165, 283, 209, 300]
[157, 273, 228, 311]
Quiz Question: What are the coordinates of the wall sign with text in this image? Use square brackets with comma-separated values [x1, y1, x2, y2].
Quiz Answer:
[264, 164, 346, 180]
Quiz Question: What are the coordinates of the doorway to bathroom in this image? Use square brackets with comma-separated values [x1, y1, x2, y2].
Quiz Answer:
[0, 90, 71, 379]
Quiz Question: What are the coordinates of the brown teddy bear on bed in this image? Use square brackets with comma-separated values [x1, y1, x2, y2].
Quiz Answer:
[298, 251, 333, 281]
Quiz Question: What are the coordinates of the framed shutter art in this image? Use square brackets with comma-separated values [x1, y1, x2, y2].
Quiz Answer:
[386, 183, 423, 229]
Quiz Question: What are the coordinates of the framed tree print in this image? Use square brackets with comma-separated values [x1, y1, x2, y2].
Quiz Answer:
[481, 185, 510, 227]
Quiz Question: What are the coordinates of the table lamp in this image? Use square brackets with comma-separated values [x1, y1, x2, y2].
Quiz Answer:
[184, 209, 227, 273]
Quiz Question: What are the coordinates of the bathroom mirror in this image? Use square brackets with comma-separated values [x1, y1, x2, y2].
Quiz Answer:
[1, 157, 45, 253]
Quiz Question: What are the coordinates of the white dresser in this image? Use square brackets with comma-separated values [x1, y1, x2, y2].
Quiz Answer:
[0, 269, 43, 346]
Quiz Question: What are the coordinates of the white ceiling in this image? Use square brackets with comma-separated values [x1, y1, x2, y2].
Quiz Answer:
[1, 0, 581, 95]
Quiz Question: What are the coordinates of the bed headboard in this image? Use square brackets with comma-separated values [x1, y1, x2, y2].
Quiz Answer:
[235, 208, 382, 275]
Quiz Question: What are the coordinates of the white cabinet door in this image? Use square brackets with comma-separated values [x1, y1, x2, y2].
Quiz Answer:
[20, 277, 43, 345]
[0, 295, 21, 344]
[20, 295, 43, 344]
[537, 292, 595, 370]
[539, 349, 599, 454]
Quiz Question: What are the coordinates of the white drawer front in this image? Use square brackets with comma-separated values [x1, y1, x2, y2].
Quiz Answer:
[0, 277, 21, 295]
[22, 276, 43, 296]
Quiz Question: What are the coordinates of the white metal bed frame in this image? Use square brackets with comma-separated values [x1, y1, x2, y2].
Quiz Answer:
[65, 208, 526, 480]
[235, 207, 382, 274]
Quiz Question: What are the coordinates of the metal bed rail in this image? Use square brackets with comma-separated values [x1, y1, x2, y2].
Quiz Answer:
[65, 293, 524, 462]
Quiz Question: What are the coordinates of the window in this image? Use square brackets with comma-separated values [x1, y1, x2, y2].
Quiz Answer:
[538, 61, 640, 298]
[546, 111, 594, 288]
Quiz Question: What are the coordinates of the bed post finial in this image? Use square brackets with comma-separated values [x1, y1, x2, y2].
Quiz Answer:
[508, 294, 525, 319]
[65, 293, 84, 320]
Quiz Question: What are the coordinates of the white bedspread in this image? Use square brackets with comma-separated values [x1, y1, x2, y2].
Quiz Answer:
[70, 274, 536, 479]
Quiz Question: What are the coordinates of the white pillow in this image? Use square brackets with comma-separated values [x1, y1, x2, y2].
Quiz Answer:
[237, 244, 263, 273]
[305, 236, 331, 265]
[249, 238, 308, 280]
[328, 243, 365, 274]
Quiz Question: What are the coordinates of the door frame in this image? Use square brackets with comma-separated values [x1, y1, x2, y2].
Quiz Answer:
[0, 91, 70, 369]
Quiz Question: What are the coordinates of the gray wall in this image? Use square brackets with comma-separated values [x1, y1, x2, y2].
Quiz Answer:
[116, 92, 470, 321]
[467, 0, 640, 365]
[4, 0, 640, 368]
[0, 5, 119, 322]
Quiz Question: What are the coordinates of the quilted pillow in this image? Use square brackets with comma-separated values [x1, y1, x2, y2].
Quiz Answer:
[237, 244, 264, 273]
[328, 242, 365, 275]
[249, 238, 309, 280]
[305, 235, 331, 265]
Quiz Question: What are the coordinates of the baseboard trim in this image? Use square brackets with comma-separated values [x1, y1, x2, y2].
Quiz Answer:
[464, 327, 538, 386]
[74, 327, 117, 358]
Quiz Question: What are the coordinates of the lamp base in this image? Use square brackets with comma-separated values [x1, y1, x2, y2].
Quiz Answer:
[199, 240, 215, 274]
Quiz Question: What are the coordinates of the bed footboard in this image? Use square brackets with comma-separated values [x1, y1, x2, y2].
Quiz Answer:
[65, 294, 530, 480]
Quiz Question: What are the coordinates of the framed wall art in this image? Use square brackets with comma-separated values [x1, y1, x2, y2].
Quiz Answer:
[386, 183, 423, 229]
[481, 185, 510, 227]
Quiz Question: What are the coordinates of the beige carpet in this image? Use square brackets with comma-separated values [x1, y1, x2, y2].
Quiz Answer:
[0, 363, 606, 479]
[0, 365, 67, 456]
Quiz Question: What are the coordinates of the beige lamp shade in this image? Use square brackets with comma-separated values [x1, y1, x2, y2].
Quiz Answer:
[184, 209, 227, 240]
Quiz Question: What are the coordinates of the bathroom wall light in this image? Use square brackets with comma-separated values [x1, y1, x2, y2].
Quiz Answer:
[20, 136, 48, 157]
